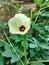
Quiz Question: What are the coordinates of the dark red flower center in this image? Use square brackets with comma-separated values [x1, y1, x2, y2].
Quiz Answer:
[19, 25, 26, 32]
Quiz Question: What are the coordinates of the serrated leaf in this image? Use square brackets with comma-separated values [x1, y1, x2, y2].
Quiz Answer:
[32, 38, 39, 44]
[2, 44, 22, 63]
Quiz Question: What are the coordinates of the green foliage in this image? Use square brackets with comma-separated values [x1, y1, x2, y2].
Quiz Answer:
[11, 35, 23, 43]
[2, 44, 22, 63]
[16, 1, 20, 10]
[0, 20, 5, 29]
[41, 12, 49, 17]
[34, 0, 43, 6]
[0, 55, 5, 65]
[42, 0, 49, 6]
[17, 61, 22, 65]
[29, 43, 38, 48]
[21, 41, 28, 50]
[34, 0, 49, 7]
[0, 41, 4, 47]
[45, 26, 49, 31]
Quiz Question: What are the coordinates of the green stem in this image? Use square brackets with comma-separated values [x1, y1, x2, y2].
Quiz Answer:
[24, 34, 27, 65]
[28, 60, 49, 64]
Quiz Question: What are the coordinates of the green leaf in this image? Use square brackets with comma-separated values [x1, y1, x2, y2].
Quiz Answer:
[39, 44, 49, 49]
[40, 12, 49, 17]
[34, 0, 43, 6]
[46, 35, 49, 41]
[42, 52, 49, 60]
[2, 44, 22, 63]
[11, 35, 22, 43]
[30, 49, 36, 57]
[17, 61, 22, 65]
[0, 55, 4, 65]
[29, 43, 38, 48]
[0, 20, 5, 29]
[15, 36, 22, 43]
[43, 55, 49, 60]
[34, 24, 44, 34]
[32, 38, 39, 44]
[42, 0, 49, 6]
[16, 1, 20, 10]
[44, 26, 49, 31]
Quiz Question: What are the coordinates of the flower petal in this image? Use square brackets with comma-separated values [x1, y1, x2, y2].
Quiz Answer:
[8, 13, 31, 35]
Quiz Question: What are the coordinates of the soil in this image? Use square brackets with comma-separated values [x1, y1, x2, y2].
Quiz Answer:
[0, 1, 36, 22]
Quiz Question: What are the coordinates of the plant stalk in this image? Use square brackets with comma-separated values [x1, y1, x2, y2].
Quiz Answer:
[28, 60, 49, 64]
[24, 34, 27, 65]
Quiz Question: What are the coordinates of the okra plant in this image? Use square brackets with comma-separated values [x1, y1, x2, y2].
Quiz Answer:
[0, 0, 49, 65]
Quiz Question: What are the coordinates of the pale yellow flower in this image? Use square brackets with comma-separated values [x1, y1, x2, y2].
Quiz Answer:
[8, 13, 31, 35]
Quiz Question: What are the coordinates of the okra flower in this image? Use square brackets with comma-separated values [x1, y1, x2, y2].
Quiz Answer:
[8, 13, 31, 35]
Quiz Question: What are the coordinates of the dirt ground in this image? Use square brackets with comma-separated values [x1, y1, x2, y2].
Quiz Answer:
[0, 1, 36, 22]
